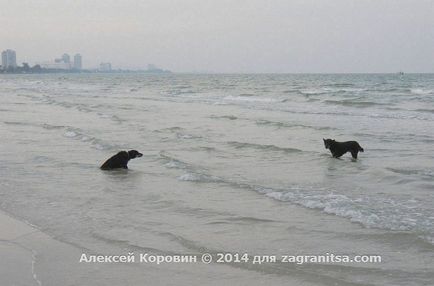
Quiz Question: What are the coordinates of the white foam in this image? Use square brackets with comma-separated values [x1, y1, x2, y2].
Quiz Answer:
[254, 186, 433, 234]
[165, 160, 183, 168]
[178, 173, 201, 182]
[411, 88, 433, 95]
[177, 133, 197, 139]
[64, 131, 77, 138]
[299, 89, 328, 95]
[94, 144, 105, 150]
[223, 95, 279, 103]
[177, 172, 222, 183]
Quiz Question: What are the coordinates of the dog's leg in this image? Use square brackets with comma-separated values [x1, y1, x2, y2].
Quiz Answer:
[332, 150, 345, 158]
[351, 150, 358, 159]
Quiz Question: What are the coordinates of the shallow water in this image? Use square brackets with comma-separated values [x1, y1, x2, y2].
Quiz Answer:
[1, 73, 433, 285]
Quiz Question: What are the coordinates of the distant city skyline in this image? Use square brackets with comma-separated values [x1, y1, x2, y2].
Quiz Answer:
[0, 48, 165, 71]
[31, 52, 81, 70]
[0, 48, 170, 74]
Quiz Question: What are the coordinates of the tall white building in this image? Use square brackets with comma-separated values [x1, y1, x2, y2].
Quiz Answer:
[73, 54, 82, 70]
[62, 53, 70, 64]
[1, 49, 17, 69]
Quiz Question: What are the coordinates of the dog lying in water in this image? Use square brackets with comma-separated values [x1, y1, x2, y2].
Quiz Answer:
[323, 139, 364, 159]
[100, 150, 143, 170]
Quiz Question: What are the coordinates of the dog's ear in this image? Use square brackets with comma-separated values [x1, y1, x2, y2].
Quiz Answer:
[323, 138, 325, 142]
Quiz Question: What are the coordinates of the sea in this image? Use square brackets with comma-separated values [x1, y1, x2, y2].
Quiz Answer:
[1, 73, 433, 285]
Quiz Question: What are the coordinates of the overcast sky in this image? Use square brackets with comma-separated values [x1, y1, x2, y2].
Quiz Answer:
[1, 0, 433, 73]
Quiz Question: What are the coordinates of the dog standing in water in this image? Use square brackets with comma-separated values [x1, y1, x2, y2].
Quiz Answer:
[323, 139, 364, 159]
[100, 150, 143, 170]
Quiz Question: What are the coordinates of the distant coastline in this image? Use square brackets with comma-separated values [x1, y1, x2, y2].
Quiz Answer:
[0, 66, 172, 74]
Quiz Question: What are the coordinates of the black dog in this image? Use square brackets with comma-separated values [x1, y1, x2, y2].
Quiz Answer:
[323, 139, 364, 159]
[100, 150, 143, 170]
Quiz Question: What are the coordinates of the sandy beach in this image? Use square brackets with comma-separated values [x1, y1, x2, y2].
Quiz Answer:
[0, 211, 161, 286]
[1, 210, 317, 286]
[0, 210, 98, 286]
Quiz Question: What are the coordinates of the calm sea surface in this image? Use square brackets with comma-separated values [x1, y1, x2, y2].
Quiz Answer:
[1, 73, 433, 285]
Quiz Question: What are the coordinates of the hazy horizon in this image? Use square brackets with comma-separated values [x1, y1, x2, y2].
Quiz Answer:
[1, 0, 433, 73]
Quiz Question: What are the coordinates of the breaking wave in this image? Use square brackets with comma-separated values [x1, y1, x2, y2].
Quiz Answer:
[227, 141, 303, 154]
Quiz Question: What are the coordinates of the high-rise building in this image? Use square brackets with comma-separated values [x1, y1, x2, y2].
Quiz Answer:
[62, 53, 70, 64]
[1, 49, 17, 69]
[73, 54, 82, 70]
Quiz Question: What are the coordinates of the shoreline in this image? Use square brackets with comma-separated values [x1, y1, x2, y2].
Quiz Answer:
[0, 209, 43, 285]
[0, 210, 160, 285]
[0, 210, 162, 286]
[0, 210, 113, 285]
[0, 209, 82, 285]
[1, 210, 306, 286]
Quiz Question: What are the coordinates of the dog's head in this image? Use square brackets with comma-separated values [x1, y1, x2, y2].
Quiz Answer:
[128, 150, 143, 159]
[323, 138, 334, 149]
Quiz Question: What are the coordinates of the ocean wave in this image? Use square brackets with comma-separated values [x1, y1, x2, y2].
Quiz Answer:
[174, 85, 193, 89]
[305, 97, 321, 102]
[189, 146, 218, 153]
[386, 168, 434, 180]
[261, 188, 381, 228]
[32, 155, 55, 164]
[3, 121, 67, 132]
[411, 88, 434, 95]
[296, 87, 364, 96]
[173, 163, 434, 242]
[42, 123, 66, 130]
[153, 126, 185, 133]
[4, 118, 120, 151]
[159, 152, 193, 171]
[223, 95, 280, 103]
[348, 132, 426, 144]
[414, 108, 434, 114]
[255, 119, 335, 130]
[225, 216, 277, 224]
[3, 121, 37, 127]
[62, 127, 119, 150]
[297, 89, 329, 96]
[324, 83, 355, 88]
[379, 87, 412, 93]
[164, 89, 197, 96]
[252, 186, 434, 239]
[161, 147, 433, 242]
[97, 113, 123, 123]
[17, 93, 124, 123]
[176, 133, 202, 140]
[324, 99, 388, 108]
[153, 127, 202, 140]
[177, 172, 223, 183]
[209, 115, 238, 120]
[227, 141, 303, 154]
